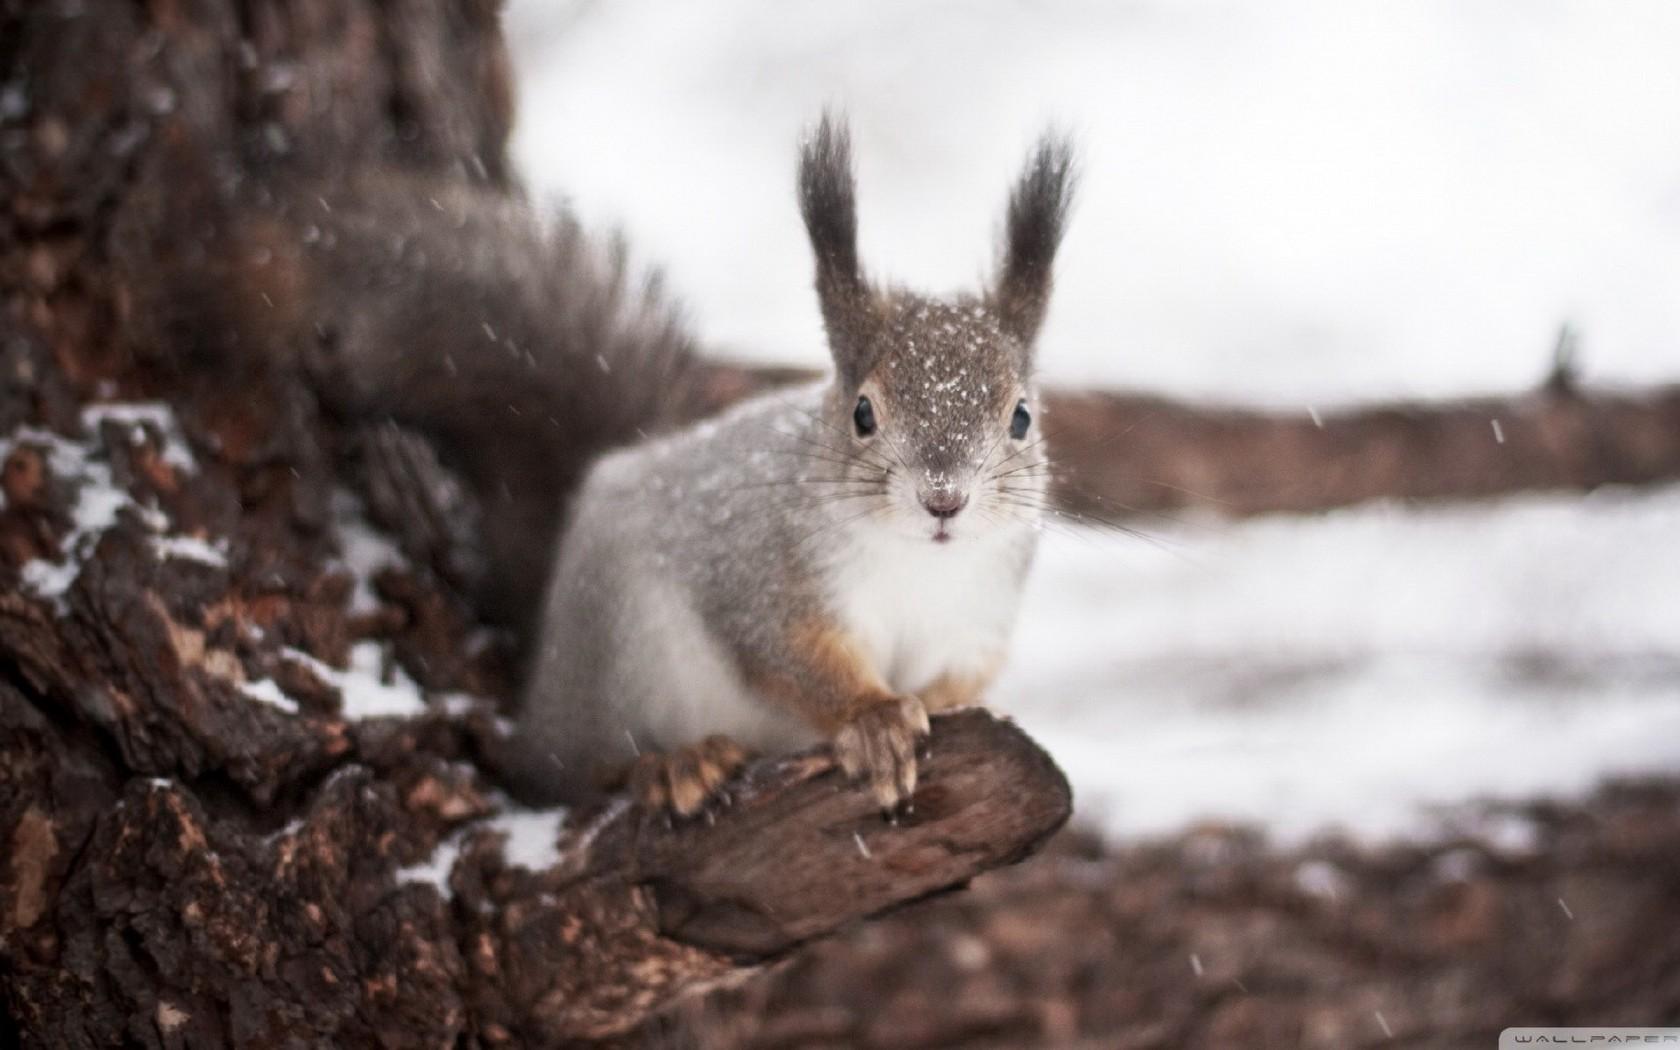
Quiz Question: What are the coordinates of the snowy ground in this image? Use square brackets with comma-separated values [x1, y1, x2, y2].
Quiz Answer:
[502, 1, 1680, 843]
[994, 485, 1680, 843]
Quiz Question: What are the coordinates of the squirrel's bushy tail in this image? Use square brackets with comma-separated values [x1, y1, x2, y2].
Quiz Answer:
[122, 166, 701, 637]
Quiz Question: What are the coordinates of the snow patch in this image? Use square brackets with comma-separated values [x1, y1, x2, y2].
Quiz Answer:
[0, 411, 195, 601]
[281, 642, 428, 720]
[1294, 860, 1349, 901]
[331, 491, 407, 615]
[486, 809, 566, 871]
[239, 678, 299, 715]
[0, 413, 187, 601]
[20, 559, 81, 598]
[438, 692, 482, 716]
[151, 534, 228, 567]
[396, 806, 569, 897]
[398, 835, 464, 894]
[1451, 811, 1542, 858]
[266, 816, 307, 843]
[81, 402, 196, 470]
[338, 642, 427, 719]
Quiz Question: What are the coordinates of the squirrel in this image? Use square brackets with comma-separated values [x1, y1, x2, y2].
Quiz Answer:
[510, 116, 1075, 812]
[127, 113, 1074, 814]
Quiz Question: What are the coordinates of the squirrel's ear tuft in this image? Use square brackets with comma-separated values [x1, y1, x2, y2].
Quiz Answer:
[994, 131, 1076, 354]
[799, 112, 876, 384]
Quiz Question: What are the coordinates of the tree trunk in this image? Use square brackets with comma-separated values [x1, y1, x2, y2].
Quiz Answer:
[0, 2, 1069, 1044]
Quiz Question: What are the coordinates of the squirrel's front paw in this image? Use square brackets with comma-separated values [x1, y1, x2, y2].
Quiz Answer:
[628, 735, 750, 818]
[833, 694, 932, 811]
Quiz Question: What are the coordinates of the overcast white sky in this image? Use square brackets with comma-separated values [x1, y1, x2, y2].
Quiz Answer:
[506, 0, 1680, 406]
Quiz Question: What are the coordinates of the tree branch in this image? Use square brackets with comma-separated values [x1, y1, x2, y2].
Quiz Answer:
[1042, 379, 1680, 519]
[697, 363, 1680, 519]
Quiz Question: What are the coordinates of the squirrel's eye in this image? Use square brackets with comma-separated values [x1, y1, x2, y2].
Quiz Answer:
[1010, 400, 1032, 440]
[853, 396, 877, 437]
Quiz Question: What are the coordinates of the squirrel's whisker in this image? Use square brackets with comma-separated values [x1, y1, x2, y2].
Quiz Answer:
[729, 476, 887, 490]
[994, 494, 1190, 557]
[784, 406, 903, 471]
[789, 502, 887, 556]
[762, 446, 874, 473]
[875, 427, 917, 477]
[987, 434, 1052, 474]
[989, 459, 1053, 481]
[974, 420, 1018, 478]
[763, 428, 896, 476]
[997, 477, 1219, 536]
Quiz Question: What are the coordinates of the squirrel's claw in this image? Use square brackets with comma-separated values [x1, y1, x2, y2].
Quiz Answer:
[833, 694, 930, 811]
[629, 734, 751, 819]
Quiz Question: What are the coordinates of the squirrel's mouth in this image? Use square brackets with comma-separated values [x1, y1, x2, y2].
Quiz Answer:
[931, 523, 954, 543]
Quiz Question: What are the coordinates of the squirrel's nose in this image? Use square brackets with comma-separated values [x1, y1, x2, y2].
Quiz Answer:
[921, 490, 968, 519]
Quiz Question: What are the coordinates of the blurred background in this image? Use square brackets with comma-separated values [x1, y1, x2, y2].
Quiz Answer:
[503, 0, 1680, 846]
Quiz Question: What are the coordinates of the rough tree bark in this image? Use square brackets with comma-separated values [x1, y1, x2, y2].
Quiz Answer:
[0, 1, 1070, 1045]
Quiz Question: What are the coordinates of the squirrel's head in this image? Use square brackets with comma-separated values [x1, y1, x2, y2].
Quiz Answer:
[797, 113, 1075, 544]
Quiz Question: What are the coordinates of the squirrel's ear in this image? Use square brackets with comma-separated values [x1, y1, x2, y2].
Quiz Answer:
[799, 112, 877, 385]
[993, 131, 1076, 354]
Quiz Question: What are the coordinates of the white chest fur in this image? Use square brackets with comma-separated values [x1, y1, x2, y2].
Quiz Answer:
[826, 523, 1031, 696]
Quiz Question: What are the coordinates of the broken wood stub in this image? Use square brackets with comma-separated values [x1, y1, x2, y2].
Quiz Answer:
[634, 711, 1072, 959]
[457, 710, 1071, 1042]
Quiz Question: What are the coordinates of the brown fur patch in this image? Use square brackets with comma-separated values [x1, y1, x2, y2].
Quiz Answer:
[918, 658, 1001, 713]
[744, 619, 935, 808]
[744, 620, 895, 733]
